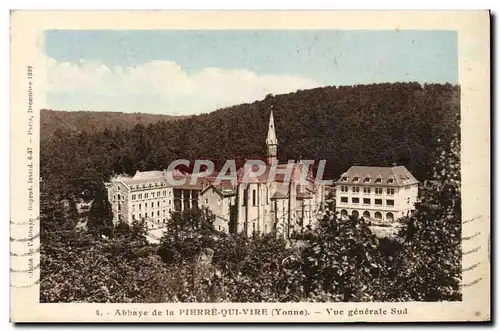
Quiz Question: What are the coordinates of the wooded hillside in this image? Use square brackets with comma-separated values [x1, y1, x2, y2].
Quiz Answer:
[41, 82, 460, 196]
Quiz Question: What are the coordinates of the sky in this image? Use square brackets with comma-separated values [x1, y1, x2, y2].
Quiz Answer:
[43, 30, 457, 115]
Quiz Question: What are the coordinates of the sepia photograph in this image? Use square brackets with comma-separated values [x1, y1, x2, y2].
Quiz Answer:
[10, 10, 490, 322]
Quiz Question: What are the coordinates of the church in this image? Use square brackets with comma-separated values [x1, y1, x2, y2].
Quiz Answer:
[105, 110, 326, 238]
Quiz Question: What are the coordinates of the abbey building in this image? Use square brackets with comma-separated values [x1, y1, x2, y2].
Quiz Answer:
[105, 110, 326, 238]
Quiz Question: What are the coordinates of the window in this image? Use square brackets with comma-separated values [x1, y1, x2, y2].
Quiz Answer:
[363, 177, 371, 183]
[139, 204, 142, 210]
[138, 194, 142, 199]
[132, 214, 135, 220]
[363, 187, 371, 194]
[351, 197, 359, 204]
[117, 194, 121, 200]
[407, 197, 410, 203]
[353, 176, 359, 182]
[387, 178, 394, 184]
[375, 177, 382, 183]
[341, 176, 348, 182]
[243, 189, 248, 206]
[387, 188, 395, 195]
[145, 202, 147, 208]
[132, 194, 136, 200]
[157, 201, 160, 207]
[375, 188, 383, 195]
[386, 199, 394, 206]
[375, 199, 382, 205]
[117, 203, 121, 211]
[205, 198, 208, 205]
[113, 195, 116, 200]
[163, 210, 165, 215]
[132, 204, 135, 210]
[152, 192, 155, 198]
[363, 198, 371, 205]
[139, 213, 142, 218]
[157, 211, 160, 216]
[352, 186, 360, 193]
[340, 185, 348, 192]
[340, 197, 348, 203]
[252, 189, 256, 206]
[145, 193, 149, 199]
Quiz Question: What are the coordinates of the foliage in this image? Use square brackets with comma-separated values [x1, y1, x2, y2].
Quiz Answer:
[40, 83, 460, 197]
[86, 185, 114, 237]
[39, 82, 462, 303]
[386, 131, 462, 301]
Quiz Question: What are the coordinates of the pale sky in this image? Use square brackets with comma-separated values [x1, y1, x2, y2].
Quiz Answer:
[43, 30, 457, 115]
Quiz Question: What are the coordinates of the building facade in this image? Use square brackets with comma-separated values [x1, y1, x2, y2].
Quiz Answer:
[334, 165, 419, 222]
[105, 109, 326, 237]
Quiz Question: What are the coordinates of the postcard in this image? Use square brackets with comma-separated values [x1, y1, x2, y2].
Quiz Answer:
[10, 10, 490, 322]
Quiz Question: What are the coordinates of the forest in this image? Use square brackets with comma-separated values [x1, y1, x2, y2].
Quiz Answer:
[39, 82, 462, 303]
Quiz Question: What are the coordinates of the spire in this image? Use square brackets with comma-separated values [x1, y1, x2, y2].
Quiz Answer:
[266, 108, 278, 146]
[266, 107, 278, 165]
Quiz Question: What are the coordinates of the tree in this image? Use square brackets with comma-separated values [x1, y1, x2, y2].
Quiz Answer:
[87, 187, 114, 237]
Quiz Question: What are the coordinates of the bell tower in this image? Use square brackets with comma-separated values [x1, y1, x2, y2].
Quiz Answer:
[266, 107, 278, 165]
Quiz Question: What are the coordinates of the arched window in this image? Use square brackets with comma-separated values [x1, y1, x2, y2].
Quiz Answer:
[374, 211, 382, 220]
[363, 211, 370, 218]
[386, 212, 394, 221]
[340, 209, 348, 216]
[352, 210, 359, 218]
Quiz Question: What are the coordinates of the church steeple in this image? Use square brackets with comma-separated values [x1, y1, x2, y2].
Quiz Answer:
[266, 107, 278, 165]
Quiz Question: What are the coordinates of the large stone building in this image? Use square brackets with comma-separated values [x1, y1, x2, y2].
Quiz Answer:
[105, 110, 326, 238]
[334, 165, 419, 222]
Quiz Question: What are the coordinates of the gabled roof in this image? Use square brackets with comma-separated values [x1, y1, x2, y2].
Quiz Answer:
[200, 183, 236, 197]
[334, 165, 419, 187]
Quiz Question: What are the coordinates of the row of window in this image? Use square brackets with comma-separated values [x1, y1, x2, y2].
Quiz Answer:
[131, 190, 170, 201]
[132, 209, 172, 220]
[340, 186, 395, 195]
[339, 209, 394, 221]
[130, 182, 168, 190]
[132, 200, 172, 210]
[340, 197, 394, 206]
[340, 176, 394, 184]
[242, 188, 270, 207]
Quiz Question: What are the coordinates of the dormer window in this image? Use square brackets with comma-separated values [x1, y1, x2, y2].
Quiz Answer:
[341, 176, 348, 182]
[387, 178, 394, 184]
[353, 176, 359, 182]
[375, 177, 382, 183]
[363, 177, 371, 183]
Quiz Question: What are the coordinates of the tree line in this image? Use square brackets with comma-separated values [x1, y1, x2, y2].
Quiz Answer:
[40, 82, 460, 198]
